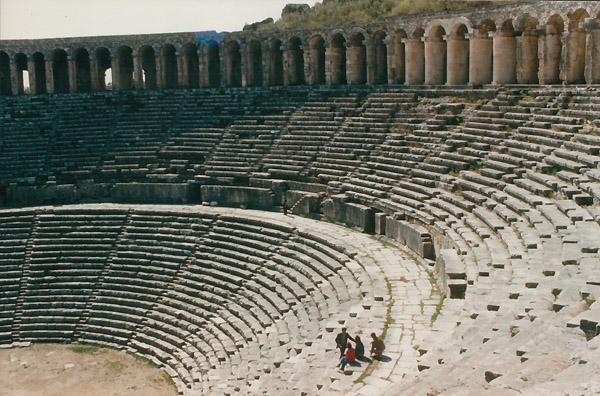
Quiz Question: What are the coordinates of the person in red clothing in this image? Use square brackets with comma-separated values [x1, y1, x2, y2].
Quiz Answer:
[338, 342, 355, 371]
[345, 342, 356, 364]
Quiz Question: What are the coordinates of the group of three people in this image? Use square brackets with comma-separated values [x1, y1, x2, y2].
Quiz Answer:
[335, 328, 385, 371]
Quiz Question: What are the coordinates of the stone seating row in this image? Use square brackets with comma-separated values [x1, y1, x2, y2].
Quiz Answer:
[0, 206, 392, 395]
[334, 89, 600, 394]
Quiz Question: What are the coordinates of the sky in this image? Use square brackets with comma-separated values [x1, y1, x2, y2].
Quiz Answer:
[0, 0, 320, 40]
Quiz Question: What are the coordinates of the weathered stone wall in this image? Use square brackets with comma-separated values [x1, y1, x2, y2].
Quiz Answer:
[200, 186, 274, 209]
[1, 1, 600, 96]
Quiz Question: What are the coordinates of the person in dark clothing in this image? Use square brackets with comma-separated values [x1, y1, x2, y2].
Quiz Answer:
[334, 327, 354, 358]
[283, 196, 289, 216]
[370, 332, 385, 358]
[354, 335, 365, 360]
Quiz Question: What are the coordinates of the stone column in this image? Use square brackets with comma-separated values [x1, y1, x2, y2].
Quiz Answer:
[68, 55, 77, 92]
[366, 39, 376, 84]
[237, 43, 246, 87]
[110, 51, 120, 90]
[303, 45, 312, 85]
[27, 59, 37, 95]
[492, 31, 516, 84]
[560, 30, 586, 84]
[45, 59, 54, 94]
[176, 51, 186, 88]
[346, 43, 355, 84]
[132, 52, 144, 90]
[424, 35, 446, 85]
[403, 38, 424, 85]
[468, 29, 493, 85]
[348, 41, 367, 85]
[384, 36, 394, 84]
[243, 44, 252, 86]
[10, 58, 21, 95]
[261, 42, 270, 87]
[390, 38, 405, 84]
[447, 33, 469, 85]
[155, 48, 164, 89]
[516, 31, 539, 84]
[585, 19, 600, 84]
[538, 25, 562, 84]
[89, 53, 100, 91]
[325, 45, 333, 85]
[219, 46, 227, 87]
[198, 46, 208, 88]
[282, 43, 291, 86]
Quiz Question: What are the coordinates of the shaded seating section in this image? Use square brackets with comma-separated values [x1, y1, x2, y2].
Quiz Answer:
[0, 97, 53, 184]
[16, 209, 128, 342]
[199, 91, 309, 181]
[0, 210, 35, 343]
[260, 90, 363, 179]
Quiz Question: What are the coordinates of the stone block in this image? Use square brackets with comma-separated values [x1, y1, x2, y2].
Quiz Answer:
[111, 183, 191, 204]
[344, 203, 375, 233]
[201, 186, 274, 209]
[435, 249, 467, 299]
[386, 217, 435, 260]
[374, 213, 387, 235]
[286, 190, 320, 216]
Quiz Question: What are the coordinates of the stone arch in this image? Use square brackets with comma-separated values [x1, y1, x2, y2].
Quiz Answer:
[447, 23, 469, 85]
[287, 37, 305, 86]
[206, 40, 221, 88]
[14, 53, 29, 94]
[74, 48, 91, 92]
[562, 8, 589, 83]
[182, 43, 199, 88]
[406, 27, 425, 84]
[95, 47, 112, 91]
[372, 30, 388, 84]
[161, 44, 178, 89]
[139, 45, 157, 90]
[116, 46, 134, 90]
[425, 25, 447, 85]
[246, 39, 263, 87]
[517, 16, 540, 84]
[492, 19, 517, 84]
[224, 40, 242, 87]
[51, 48, 69, 93]
[540, 14, 564, 84]
[391, 30, 407, 84]
[348, 32, 367, 85]
[330, 33, 347, 85]
[309, 35, 326, 85]
[267, 38, 283, 86]
[31, 52, 47, 95]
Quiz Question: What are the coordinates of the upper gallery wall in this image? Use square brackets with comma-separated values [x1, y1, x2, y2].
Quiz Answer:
[1, 0, 600, 95]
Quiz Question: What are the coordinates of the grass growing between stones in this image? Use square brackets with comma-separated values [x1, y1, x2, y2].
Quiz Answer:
[426, 269, 446, 327]
[354, 276, 394, 384]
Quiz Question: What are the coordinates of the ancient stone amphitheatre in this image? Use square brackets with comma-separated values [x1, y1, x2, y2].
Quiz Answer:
[1, 0, 600, 394]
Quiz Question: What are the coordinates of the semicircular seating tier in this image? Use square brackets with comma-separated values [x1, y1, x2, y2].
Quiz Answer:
[0, 87, 600, 393]
[0, 204, 436, 395]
